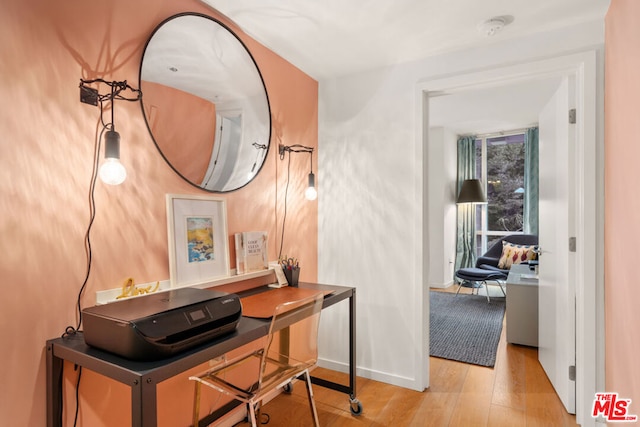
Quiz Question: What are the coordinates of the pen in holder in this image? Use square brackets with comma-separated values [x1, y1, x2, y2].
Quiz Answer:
[280, 257, 300, 287]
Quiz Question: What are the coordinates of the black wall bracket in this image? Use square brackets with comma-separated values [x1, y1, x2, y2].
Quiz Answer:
[80, 85, 98, 106]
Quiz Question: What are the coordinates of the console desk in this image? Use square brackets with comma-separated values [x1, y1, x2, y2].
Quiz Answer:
[506, 264, 539, 347]
[46, 282, 358, 427]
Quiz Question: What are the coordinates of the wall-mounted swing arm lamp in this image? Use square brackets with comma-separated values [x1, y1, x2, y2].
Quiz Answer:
[276, 143, 317, 261]
[456, 179, 487, 204]
[79, 78, 142, 185]
[67, 79, 143, 339]
[278, 144, 317, 201]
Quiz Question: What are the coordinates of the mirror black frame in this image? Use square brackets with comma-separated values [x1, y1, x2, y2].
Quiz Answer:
[139, 12, 272, 192]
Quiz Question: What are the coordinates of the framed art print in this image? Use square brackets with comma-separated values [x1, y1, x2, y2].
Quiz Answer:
[166, 194, 230, 287]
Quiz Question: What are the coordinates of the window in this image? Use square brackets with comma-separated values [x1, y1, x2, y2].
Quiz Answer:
[474, 132, 525, 255]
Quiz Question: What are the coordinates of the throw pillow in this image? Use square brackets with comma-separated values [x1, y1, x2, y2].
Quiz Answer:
[497, 242, 538, 269]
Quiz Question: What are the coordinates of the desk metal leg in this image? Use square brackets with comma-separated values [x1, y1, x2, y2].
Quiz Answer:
[347, 290, 362, 414]
[311, 289, 362, 415]
[46, 344, 63, 427]
[134, 377, 158, 427]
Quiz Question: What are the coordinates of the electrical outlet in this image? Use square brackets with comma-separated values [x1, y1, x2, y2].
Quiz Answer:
[80, 86, 98, 106]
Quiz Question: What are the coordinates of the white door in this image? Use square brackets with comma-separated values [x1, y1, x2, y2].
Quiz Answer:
[537, 76, 576, 414]
[201, 112, 242, 189]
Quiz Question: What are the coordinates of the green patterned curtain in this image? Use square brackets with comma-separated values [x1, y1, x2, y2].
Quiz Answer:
[524, 127, 539, 235]
[454, 136, 477, 276]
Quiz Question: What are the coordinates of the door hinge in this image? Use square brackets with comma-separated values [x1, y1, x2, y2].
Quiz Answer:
[569, 108, 577, 124]
[569, 365, 576, 381]
[569, 237, 576, 252]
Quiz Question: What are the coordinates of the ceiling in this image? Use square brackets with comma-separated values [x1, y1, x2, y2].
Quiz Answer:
[196, 1, 608, 136]
[201, 0, 609, 80]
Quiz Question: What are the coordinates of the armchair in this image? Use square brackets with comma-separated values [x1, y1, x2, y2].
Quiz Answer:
[455, 234, 538, 302]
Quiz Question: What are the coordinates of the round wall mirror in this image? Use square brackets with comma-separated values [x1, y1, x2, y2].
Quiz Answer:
[139, 13, 271, 192]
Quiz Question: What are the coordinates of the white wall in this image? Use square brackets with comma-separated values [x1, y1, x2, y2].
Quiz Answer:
[427, 127, 457, 288]
[317, 20, 604, 390]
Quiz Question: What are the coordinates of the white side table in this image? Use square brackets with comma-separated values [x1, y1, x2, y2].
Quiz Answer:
[506, 264, 539, 347]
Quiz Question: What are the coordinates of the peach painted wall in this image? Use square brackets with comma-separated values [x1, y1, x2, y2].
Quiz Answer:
[0, 0, 318, 425]
[142, 81, 216, 185]
[605, 0, 640, 409]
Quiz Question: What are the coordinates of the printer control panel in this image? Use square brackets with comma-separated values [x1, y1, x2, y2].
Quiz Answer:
[186, 308, 209, 323]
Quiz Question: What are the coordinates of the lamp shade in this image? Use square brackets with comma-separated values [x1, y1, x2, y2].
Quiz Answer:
[456, 179, 486, 204]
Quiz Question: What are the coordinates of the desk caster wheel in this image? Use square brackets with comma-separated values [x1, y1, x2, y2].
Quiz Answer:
[350, 398, 362, 415]
[283, 382, 293, 394]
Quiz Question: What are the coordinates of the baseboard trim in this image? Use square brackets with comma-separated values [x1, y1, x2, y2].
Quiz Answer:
[317, 358, 423, 391]
[429, 280, 453, 289]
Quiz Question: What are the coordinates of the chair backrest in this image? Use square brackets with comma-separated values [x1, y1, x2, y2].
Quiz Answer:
[259, 293, 324, 389]
[478, 234, 539, 267]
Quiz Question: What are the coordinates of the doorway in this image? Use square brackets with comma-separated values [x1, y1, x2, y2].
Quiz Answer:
[420, 51, 601, 427]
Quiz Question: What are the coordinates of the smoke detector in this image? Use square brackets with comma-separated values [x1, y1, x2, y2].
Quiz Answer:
[478, 16, 512, 36]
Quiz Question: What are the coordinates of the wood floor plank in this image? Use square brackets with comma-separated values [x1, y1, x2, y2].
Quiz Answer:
[428, 358, 469, 393]
[487, 403, 527, 427]
[492, 342, 527, 410]
[445, 364, 495, 426]
[523, 346, 578, 427]
[408, 391, 457, 427]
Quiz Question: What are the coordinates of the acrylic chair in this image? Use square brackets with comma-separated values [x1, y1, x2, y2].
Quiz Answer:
[189, 292, 324, 427]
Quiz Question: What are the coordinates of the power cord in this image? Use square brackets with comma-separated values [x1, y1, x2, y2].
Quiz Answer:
[57, 114, 103, 427]
[65, 78, 141, 336]
[277, 152, 292, 261]
[260, 413, 270, 424]
[277, 144, 314, 261]
[58, 79, 142, 427]
[73, 365, 83, 425]
[62, 106, 106, 337]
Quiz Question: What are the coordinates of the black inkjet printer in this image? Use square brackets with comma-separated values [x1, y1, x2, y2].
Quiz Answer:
[82, 287, 242, 361]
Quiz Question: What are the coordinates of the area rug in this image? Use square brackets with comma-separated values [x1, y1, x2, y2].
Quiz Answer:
[429, 291, 505, 367]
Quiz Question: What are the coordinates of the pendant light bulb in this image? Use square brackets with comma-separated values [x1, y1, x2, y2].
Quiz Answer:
[99, 130, 127, 185]
[305, 172, 317, 201]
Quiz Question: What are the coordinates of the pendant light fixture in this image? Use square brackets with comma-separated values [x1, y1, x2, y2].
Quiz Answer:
[277, 143, 317, 260]
[279, 144, 317, 201]
[79, 79, 142, 185]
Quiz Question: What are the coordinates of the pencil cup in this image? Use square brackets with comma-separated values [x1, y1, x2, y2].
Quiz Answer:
[283, 268, 300, 287]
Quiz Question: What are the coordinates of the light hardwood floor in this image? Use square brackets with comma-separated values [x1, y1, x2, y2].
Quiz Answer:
[246, 287, 577, 427]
